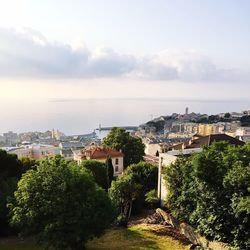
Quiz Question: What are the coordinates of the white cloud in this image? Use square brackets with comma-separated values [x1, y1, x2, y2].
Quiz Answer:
[0, 27, 247, 82]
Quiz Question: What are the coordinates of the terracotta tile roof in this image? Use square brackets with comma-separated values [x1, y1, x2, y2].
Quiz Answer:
[170, 134, 244, 150]
[78, 146, 123, 160]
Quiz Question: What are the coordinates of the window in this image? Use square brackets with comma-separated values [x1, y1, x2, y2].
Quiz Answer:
[115, 158, 119, 165]
[115, 165, 119, 172]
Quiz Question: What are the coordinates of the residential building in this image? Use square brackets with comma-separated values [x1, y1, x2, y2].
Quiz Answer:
[143, 138, 162, 156]
[3, 131, 18, 146]
[59, 141, 85, 159]
[169, 133, 244, 151]
[6, 144, 60, 159]
[198, 123, 224, 136]
[74, 146, 124, 176]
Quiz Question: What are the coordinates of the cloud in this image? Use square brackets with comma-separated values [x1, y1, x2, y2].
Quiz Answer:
[0, 27, 247, 81]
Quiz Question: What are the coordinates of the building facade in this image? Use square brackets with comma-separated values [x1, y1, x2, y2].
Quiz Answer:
[74, 146, 124, 176]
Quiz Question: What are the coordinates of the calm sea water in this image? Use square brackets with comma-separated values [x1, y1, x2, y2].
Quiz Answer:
[0, 98, 249, 135]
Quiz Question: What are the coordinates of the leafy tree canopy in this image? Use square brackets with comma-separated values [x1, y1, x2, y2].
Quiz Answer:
[0, 149, 21, 179]
[106, 156, 114, 190]
[0, 149, 22, 236]
[102, 127, 145, 168]
[9, 156, 115, 250]
[240, 115, 250, 127]
[80, 160, 107, 189]
[109, 174, 142, 224]
[164, 142, 250, 249]
[109, 161, 158, 223]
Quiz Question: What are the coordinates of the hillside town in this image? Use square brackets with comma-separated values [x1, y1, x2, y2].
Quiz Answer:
[2, 109, 249, 164]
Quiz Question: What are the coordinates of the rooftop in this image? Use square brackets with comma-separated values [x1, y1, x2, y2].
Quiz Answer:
[170, 133, 245, 150]
[77, 146, 124, 160]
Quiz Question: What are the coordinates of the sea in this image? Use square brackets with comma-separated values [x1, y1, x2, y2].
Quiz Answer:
[0, 98, 249, 136]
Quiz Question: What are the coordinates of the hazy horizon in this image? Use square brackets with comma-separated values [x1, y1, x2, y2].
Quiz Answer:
[0, 1, 249, 134]
[1, 98, 249, 135]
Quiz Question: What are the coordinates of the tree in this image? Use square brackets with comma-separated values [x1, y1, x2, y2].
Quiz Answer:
[0, 150, 21, 236]
[109, 161, 158, 222]
[164, 156, 195, 221]
[106, 156, 114, 189]
[81, 160, 107, 189]
[109, 174, 142, 224]
[163, 142, 250, 249]
[223, 161, 250, 249]
[224, 112, 231, 119]
[102, 127, 145, 168]
[9, 156, 115, 250]
[125, 161, 158, 194]
[125, 161, 158, 212]
[240, 115, 250, 127]
[145, 189, 159, 207]
[0, 149, 21, 179]
[19, 157, 37, 173]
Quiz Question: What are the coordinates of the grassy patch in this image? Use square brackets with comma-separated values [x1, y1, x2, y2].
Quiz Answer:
[86, 225, 190, 250]
[0, 225, 190, 250]
[0, 237, 42, 250]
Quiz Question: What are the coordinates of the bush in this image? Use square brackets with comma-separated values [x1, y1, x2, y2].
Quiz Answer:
[145, 189, 159, 208]
[9, 156, 115, 250]
[164, 142, 250, 249]
[81, 160, 107, 189]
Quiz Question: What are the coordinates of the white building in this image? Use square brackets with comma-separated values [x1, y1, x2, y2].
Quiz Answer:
[6, 144, 60, 159]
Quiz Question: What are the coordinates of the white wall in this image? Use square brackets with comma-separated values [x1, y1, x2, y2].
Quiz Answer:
[145, 143, 161, 156]
[158, 153, 177, 206]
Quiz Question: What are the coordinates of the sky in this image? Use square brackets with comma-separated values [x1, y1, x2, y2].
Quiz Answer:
[0, 0, 249, 133]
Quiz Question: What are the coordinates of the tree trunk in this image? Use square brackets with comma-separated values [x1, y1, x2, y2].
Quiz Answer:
[128, 200, 133, 220]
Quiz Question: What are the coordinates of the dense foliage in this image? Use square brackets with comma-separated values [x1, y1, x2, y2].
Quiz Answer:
[240, 115, 250, 127]
[80, 160, 107, 189]
[146, 120, 165, 132]
[196, 114, 236, 124]
[106, 156, 114, 189]
[0, 150, 22, 236]
[164, 142, 250, 249]
[8, 156, 115, 250]
[102, 127, 145, 167]
[81, 158, 114, 190]
[109, 161, 158, 224]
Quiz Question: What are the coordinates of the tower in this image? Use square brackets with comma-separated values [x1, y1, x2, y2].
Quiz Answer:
[185, 107, 189, 115]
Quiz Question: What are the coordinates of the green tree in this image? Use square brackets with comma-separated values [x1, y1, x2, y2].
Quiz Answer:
[0, 150, 21, 236]
[224, 112, 231, 119]
[81, 160, 107, 189]
[125, 161, 158, 212]
[19, 156, 37, 173]
[9, 156, 115, 250]
[164, 156, 195, 221]
[109, 174, 142, 223]
[102, 127, 145, 168]
[240, 115, 250, 127]
[163, 142, 250, 249]
[125, 161, 158, 194]
[109, 161, 158, 222]
[223, 161, 250, 249]
[106, 156, 114, 189]
[145, 189, 159, 207]
[0, 149, 21, 179]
